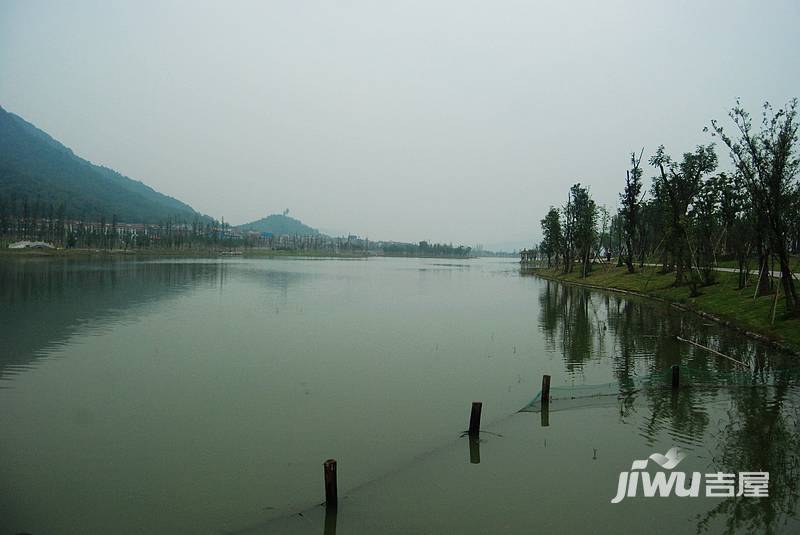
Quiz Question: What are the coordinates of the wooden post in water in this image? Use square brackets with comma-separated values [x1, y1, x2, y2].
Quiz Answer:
[469, 435, 481, 464]
[468, 402, 482, 436]
[540, 374, 551, 427]
[324, 459, 338, 508]
[541, 375, 551, 408]
[324, 504, 337, 535]
[671, 365, 680, 390]
[541, 406, 550, 427]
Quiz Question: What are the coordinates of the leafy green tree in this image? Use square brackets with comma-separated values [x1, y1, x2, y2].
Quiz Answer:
[561, 193, 575, 273]
[688, 174, 726, 286]
[649, 144, 718, 288]
[610, 211, 624, 266]
[710, 99, 800, 314]
[620, 149, 645, 273]
[570, 183, 597, 278]
[540, 207, 562, 268]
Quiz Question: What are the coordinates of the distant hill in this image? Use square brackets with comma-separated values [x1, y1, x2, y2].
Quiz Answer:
[237, 214, 320, 236]
[0, 105, 207, 223]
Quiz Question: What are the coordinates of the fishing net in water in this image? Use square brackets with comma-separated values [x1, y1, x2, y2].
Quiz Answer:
[521, 376, 653, 413]
[520, 365, 800, 413]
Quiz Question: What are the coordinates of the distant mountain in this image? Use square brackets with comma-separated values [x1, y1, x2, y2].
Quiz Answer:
[0, 105, 207, 223]
[237, 214, 320, 236]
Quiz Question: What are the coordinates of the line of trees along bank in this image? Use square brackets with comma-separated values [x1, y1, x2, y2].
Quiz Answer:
[0, 201, 476, 257]
[537, 99, 800, 316]
[0, 198, 239, 251]
[382, 241, 472, 257]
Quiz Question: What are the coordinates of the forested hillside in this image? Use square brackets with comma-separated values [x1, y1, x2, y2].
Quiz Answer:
[0, 105, 206, 224]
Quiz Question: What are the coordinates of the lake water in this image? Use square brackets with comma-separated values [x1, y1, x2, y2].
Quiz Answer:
[1, 256, 798, 534]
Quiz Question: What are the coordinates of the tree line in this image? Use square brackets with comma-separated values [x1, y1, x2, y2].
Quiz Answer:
[382, 241, 473, 257]
[0, 197, 476, 257]
[0, 195, 239, 251]
[535, 99, 800, 315]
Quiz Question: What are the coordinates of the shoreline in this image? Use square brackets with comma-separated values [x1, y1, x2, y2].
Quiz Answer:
[529, 265, 800, 356]
[0, 247, 480, 261]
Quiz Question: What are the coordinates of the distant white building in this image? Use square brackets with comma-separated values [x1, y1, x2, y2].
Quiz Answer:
[8, 240, 55, 249]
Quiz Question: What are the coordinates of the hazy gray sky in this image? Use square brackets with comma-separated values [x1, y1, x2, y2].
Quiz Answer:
[1, 1, 798, 249]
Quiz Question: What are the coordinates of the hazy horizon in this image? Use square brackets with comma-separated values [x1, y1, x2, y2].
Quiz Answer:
[1, 0, 799, 249]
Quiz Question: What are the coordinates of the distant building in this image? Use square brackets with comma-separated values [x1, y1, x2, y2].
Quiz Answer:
[8, 240, 55, 249]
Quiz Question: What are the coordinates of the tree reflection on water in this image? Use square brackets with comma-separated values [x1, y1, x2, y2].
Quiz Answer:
[536, 279, 800, 534]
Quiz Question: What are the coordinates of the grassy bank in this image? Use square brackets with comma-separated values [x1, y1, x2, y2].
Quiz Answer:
[535, 264, 800, 353]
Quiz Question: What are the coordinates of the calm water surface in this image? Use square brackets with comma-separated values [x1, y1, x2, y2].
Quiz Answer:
[1, 257, 798, 534]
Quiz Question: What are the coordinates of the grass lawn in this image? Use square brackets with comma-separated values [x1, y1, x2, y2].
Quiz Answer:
[537, 263, 800, 352]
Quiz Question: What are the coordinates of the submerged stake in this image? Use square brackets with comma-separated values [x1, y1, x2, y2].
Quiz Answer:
[468, 402, 482, 436]
[469, 435, 481, 464]
[540, 375, 551, 426]
[324, 459, 338, 508]
[541, 375, 551, 408]
[671, 365, 680, 390]
[540, 406, 550, 427]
